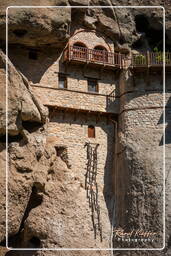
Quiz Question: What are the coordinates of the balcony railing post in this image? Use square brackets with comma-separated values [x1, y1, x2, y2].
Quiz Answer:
[147, 51, 150, 67]
[118, 53, 121, 68]
[69, 44, 71, 61]
[86, 48, 88, 63]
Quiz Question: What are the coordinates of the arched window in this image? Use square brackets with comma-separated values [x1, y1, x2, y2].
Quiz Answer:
[92, 45, 108, 63]
[72, 42, 88, 60]
[88, 125, 95, 138]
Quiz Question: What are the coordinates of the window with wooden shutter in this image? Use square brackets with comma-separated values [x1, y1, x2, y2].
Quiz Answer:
[88, 125, 95, 138]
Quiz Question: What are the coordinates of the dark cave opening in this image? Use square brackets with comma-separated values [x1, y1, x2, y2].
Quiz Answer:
[135, 14, 149, 33]
[132, 37, 144, 49]
[134, 14, 164, 51]
[0, 133, 23, 143]
[22, 121, 43, 133]
[147, 28, 163, 51]
[13, 29, 27, 38]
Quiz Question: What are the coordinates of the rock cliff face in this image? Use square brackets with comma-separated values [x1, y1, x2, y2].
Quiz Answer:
[0, 1, 171, 256]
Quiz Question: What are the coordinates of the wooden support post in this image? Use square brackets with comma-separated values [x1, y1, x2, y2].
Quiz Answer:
[62, 109, 66, 120]
[85, 112, 88, 123]
[68, 42, 71, 61]
[83, 63, 88, 77]
[74, 110, 79, 121]
[132, 71, 136, 87]
[119, 53, 121, 68]
[147, 51, 150, 68]
[131, 52, 133, 68]
[106, 116, 110, 125]
[96, 113, 100, 124]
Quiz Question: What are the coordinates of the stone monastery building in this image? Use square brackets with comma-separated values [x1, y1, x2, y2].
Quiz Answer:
[8, 26, 170, 248]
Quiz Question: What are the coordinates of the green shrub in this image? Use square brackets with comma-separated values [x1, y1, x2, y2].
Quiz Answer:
[134, 54, 146, 64]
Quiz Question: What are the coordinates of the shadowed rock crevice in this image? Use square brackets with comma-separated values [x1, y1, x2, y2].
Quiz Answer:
[27, 236, 41, 248]
[22, 121, 43, 133]
[8, 184, 43, 248]
[13, 29, 28, 38]
[55, 146, 72, 169]
[0, 134, 24, 143]
[168, 235, 171, 247]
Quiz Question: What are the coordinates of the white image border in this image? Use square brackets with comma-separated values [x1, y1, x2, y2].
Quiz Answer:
[6, 5, 165, 251]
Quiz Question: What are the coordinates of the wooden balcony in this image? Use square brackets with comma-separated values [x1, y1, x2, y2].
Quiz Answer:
[63, 45, 124, 69]
[63, 46, 171, 71]
[131, 52, 171, 70]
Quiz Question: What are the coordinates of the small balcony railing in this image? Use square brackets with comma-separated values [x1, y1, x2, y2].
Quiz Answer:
[131, 52, 171, 67]
[63, 45, 124, 68]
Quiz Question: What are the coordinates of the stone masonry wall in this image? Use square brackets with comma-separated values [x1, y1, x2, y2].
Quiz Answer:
[69, 28, 114, 52]
[9, 45, 118, 114]
[32, 86, 119, 113]
[47, 111, 115, 247]
[113, 70, 171, 250]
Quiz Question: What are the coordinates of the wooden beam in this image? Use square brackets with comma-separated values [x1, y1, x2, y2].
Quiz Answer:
[46, 105, 118, 119]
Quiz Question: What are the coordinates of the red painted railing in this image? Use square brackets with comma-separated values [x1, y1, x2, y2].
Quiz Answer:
[64, 45, 124, 68]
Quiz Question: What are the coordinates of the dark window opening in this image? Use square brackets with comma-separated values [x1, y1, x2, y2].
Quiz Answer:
[73, 42, 87, 59]
[88, 79, 98, 93]
[73, 42, 87, 48]
[13, 29, 27, 37]
[88, 125, 95, 138]
[93, 45, 108, 62]
[22, 121, 42, 133]
[58, 74, 67, 89]
[29, 50, 38, 60]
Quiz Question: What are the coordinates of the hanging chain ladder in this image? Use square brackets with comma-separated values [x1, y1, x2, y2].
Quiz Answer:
[84, 142, 102, 241]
